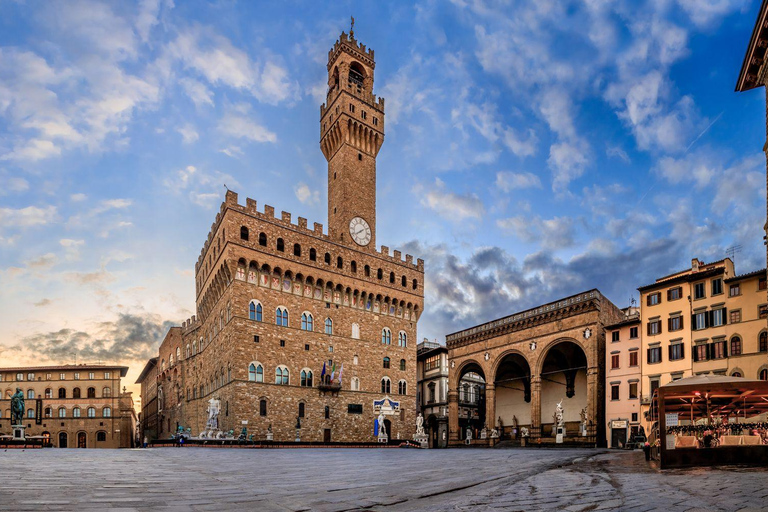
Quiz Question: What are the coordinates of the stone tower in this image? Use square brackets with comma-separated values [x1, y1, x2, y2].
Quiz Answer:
[320, 29, 385, 249]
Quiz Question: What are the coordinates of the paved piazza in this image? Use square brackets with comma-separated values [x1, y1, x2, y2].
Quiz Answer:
[1, 448, 767, 511]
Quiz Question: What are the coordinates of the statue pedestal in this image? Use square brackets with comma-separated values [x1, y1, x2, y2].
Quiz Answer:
[556, 426, 564, 444]
[413, 433, 428, 449]
[12, 425, 25, 441]
[480, 429, 487, 440]
[295, 429, 301, 442]
[378, 433, 388, 444]
[581, 425, 587, 437]
[266, 432, 273, 441]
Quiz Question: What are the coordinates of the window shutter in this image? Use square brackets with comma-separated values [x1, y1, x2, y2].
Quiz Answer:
[668, 345, 673, 360]
[646, 295, 651, 306]
[693, 347, 699, 362]
[658, 320, 662, 334]
[667, 318, 672, 331]
[647, 322, 651, 336]
[666, 289, 671, 301]
[722, 308, 727, 325]
[706, 311, 712, 328]
[647, 349, 651, 364]
[706, 343, 713, 361]
[691, 314, 696, 330]
[679, 316, 684, 330]
[723, 342, 728, 358]
[680, 344, 685, 359]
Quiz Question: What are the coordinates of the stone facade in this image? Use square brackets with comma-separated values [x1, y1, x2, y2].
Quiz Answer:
[135, 357, 158, 442]
[0, 364, 134, 448]
[417, 340, 449, 448]
[446, 290, 622, 447]
[144, 30, 425, 443]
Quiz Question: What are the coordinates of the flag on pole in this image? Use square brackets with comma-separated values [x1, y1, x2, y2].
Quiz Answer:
[330, 361, 336, 381]
[321, 361, 326, 381]
[338, 363, 344, 385]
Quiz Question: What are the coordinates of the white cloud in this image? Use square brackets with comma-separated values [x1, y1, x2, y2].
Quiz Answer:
[655, 152, 716, 188]
[218, 105, 277, 143]
[0, 175, 29, 194]
[165, 165, 238, 208]
[179, 77, 214, 107]
[606, 146, 631, 163]
[417, 178, 485, 221]
[495, 171, 542, 192]
[135, 0, 172, 43]
[502, 128, 538, 157]
[70, 193, 87, 202]
[677, 0, 749, 28]
[177, 124, 199, 144]
[548, 140, 590, 193]
[294, 183, 320, 206]
[168, 26, 299, 105]
[0, 205, 57, 229]
[219, 146, 243, 158]
[496, 215, 577, 250]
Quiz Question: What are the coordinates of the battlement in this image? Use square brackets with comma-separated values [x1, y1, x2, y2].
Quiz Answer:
[321, 90, 385, 118]
[328, 31, 375, 69]
[181, 315, 199, 334]
[196, 190, 422, 272]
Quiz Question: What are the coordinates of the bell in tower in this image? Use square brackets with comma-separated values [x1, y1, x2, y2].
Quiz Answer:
[320, 27, 385, 249]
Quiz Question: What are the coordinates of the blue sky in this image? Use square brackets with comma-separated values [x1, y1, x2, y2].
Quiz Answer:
[0, 0, 766, 389]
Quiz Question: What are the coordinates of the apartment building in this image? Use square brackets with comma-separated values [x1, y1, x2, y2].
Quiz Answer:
[638, 258, 768, 427]
[605, 307, 642, 448]
[416, 340, 449, 448]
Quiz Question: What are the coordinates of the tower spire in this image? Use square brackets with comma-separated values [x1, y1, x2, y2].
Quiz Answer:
[320, 29, 385, 248]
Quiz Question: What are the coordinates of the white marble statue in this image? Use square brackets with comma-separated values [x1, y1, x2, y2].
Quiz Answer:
[555, 400, 564, 428]
[206, 397, 221, 430]
[490, 428, 499, 438]
[378, 412, 387, 437]
[466, 427, 472, 441]
[416, 413, 425, 436]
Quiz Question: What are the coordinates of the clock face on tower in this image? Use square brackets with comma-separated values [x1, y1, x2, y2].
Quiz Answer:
[349, 217, 371, 246]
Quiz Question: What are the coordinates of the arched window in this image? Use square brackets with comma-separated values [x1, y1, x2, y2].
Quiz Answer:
[58, 388, 66, 399]
[259, 399, 267, 416]
[27, 389, 34, 399]
[44, 407, 51, 418]
[398, 331, 407, 347]
[351, 261, 357, 273]
[401, 275, 406, 287]
[381, 377, 391, 394]
[45, 388, 52, 398]
[103, 407, 111, 418]
[298, 402, 305, 418]
[351, 377, 360, 391]
[248, 363, 261, 382]
[87, 387, 95, 399]
[258, 232, 267, 246]
[337, 256, 343, 269]
[731, 336, 742, 356]
[176, 346, 181, 361]
[761, 369, 768, 381]
[377, 268, 383, 280]
[87, 407, 96, 418]
[103, 387, 111, 398]
[760, 331, 768, 352]
[276, 366, 289, 385]
[240, 226, 249, 241]
[72, 387, 81, 399]
[27, 408, 34, 418]
[249, 301, 263, 321]
[413, 279, 418, 290]
[383, 357, 390, 369]
[389, 272, 395, 283]
[310, 248, 317, 261]
[276, 307, 289, 327]
[300, 370, 313, 387]
[277, 238, 284, 252]
[325, 318, 333, 335]
[301, 312, 314, 331]
[352, 323, 360, 339]
[324, 253, 331, 265]
[732, 371, 742, 378]
[381, 328, 391, 345]
[58, 407, 66, 418]
[364, 265, 370, 277]
[353, 355, 359, 365]
[97, 431, 107, 442]
[398, 380, 407, 395]
[400, 359, 406, 371]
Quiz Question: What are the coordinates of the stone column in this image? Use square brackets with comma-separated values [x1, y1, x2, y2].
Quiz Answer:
[530, 375, 541, 440]
[587, 367, 599, 445]
[448, 389, 459, 444]
[485, 383, 495, 433]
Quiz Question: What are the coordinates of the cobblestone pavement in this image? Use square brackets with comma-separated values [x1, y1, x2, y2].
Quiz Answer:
[1, 447, 767, 511]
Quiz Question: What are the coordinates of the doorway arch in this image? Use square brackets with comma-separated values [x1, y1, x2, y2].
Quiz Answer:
[539, 340, 588, 438]
[494, 352, 531, 439]
[58, 432, 68, 448]
[77, 431, 87, 448]
[456, 362, 486, 440]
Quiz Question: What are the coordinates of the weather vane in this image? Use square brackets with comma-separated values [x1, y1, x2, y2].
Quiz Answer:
[350, 16, 355, 35]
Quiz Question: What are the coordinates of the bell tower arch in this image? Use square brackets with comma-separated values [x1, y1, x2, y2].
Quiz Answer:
[320, 28, 384, 249]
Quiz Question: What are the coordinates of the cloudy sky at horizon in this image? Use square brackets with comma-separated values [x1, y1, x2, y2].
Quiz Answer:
[0, 0, 766, 394]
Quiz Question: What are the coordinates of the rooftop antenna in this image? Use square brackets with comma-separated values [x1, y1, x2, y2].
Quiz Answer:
[223, 183, 229, 191]
[725, 245, 742, 265]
